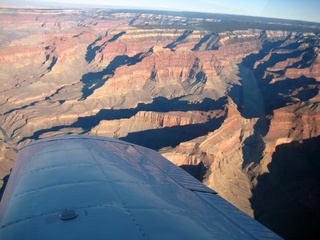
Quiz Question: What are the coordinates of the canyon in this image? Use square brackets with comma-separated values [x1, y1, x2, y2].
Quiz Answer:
[0, 8, 320, 238]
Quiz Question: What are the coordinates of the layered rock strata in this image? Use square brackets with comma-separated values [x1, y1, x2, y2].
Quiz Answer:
[0, 8, 319, 238]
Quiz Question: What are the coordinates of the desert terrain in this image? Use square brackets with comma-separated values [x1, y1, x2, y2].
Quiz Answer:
[0, 8, 320, 238]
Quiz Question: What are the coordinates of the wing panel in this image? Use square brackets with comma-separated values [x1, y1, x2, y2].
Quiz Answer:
[134, 144, 216, 193]
[0, 135, 281, 240]
[0, 205, 146, 240]
[197, 192, 281, 239]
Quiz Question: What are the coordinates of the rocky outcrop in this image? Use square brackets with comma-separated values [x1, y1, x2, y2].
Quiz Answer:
[162, 97, 259, 215]
[92, 109, 224, 139]
[0, 8, 320, 239]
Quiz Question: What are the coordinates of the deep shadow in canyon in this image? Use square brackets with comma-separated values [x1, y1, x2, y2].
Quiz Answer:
[18, 97, 227, 149]
[120, 116, 225, 150]
[229, 38, 319, 170]
[241, 117, 269, 168]
[85, 31, 126, 63]
[229, 37, 319, 119]
[74, 96, 226, 133]
[0, 171, 10, 202]
[165, 29, 193, 50]
[1, 8, 320, 240]
[227, 36, 320, 239]
[81, 52, 146, 100]
[250, 137, 320, 239]
[180, 161, 207, 182]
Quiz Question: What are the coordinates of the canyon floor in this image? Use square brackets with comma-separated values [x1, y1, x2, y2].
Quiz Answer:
[0, 8, 320, 239]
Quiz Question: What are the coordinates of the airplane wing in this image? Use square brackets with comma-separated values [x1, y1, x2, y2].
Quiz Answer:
[0, 135, 281, 239]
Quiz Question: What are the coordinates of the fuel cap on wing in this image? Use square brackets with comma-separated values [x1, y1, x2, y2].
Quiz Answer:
[59, 209, 79, 220]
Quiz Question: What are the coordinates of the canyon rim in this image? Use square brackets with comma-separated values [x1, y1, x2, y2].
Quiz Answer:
[0, 8, 320, 238]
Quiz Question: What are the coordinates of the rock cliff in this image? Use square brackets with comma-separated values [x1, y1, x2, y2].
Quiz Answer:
[0, 8, 319, 239]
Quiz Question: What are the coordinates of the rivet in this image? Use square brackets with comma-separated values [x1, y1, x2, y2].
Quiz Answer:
[59, 209, 78, 220]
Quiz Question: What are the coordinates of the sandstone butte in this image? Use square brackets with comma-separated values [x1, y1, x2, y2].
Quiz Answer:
[0, 8, 320, 239]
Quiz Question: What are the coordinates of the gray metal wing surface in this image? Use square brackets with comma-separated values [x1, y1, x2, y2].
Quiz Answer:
[0, 135, 281, 239]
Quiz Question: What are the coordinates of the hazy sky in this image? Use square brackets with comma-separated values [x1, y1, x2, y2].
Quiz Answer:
[2, 0, 320, 23]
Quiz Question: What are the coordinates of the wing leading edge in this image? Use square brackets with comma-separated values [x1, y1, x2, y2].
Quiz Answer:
[0, 135, 281, 239]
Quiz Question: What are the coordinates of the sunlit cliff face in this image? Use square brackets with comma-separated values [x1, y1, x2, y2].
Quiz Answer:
[0, 8, 320, 239]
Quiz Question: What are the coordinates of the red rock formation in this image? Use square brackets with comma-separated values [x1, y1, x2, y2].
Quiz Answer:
[163, 98, 259, 216]
[0, 8, 319, 238]
[93, 110, 223, 138]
